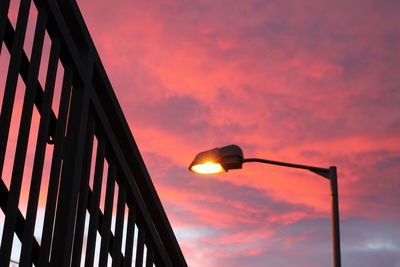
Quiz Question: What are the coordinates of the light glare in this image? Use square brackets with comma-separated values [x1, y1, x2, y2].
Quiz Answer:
[190, 162, 224, 174]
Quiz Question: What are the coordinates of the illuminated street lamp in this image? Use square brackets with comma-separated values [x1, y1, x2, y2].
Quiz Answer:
[189, 144, 342, 267]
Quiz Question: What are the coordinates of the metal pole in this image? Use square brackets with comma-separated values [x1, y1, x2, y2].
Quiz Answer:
[329, 166, 341, 267]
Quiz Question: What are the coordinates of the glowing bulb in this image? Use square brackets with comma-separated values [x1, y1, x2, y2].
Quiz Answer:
[190, 162, 225, 174]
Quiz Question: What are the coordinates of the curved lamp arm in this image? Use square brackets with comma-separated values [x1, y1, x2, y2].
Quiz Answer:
[243, 158, 332, 179]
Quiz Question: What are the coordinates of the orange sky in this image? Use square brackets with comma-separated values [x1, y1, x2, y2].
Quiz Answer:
[2, 0, 400, 266]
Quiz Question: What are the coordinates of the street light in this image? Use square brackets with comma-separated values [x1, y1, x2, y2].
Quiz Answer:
[189, 144, 342, 267]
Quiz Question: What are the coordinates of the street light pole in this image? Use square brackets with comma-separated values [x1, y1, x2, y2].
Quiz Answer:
[329, 166, 341, 267]
[189, 145, 342, 267]
[243, 159, 342, 267]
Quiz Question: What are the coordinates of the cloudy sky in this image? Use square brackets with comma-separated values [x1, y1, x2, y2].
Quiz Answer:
[2, 0, 400, 266]
[79, 0, 400, 266]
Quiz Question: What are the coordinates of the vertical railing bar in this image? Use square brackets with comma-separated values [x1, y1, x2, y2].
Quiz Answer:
[0, 0, 11, 54]
[19, 34, 60, 266]
[145, 241, 154, 267]
[98, 162, 116, 267]
[37, 64, 73, 267]
[123, 206, 136, 267]
[111, 184, 126, 267]
[135, 224, 145, 267]
[71, 113, 95, 266]
[0, 2, 46, 265]
[84, 135, 105, 267]
[0, 0, 31, 185]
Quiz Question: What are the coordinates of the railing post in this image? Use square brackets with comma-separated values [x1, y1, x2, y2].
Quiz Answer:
[50, 54, 93, 267]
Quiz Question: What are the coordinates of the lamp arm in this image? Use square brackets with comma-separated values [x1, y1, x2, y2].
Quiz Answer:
[242, 158, 331, 179]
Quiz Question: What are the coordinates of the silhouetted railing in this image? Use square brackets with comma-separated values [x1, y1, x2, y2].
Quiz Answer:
[0, 0, 187, 266]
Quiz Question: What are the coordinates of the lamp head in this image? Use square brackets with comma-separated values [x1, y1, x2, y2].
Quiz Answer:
[189, 144, 244, 174]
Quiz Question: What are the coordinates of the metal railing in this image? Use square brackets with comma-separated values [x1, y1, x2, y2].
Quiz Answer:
[0, 0, 187, 266]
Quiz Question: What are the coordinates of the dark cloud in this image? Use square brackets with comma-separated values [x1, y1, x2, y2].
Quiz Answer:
[130, 95, 211, 133]
[203, 217, 400, 267]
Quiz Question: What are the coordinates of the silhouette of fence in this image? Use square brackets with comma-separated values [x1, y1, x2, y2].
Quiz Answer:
[0, 0, 187, 266]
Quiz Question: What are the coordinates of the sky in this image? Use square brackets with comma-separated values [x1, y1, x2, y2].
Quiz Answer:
[1, 0, 400, 266]
[76, 0, 400, 266]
